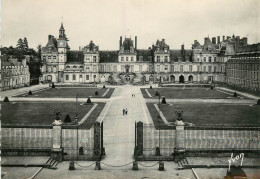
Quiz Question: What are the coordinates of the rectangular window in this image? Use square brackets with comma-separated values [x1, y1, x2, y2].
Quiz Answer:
[48, 56, 51, 59]
[203, 66, 206, 72]
[157, 65, 160, 72]
[149, 65, 153, 72]
[126, 57, 128, 61]
[114, 65, 117, 72]
[214, 66, 217, 72]
[86, 75, 89, 80]
[121, 57, 124, 61]
[73, 75, 76, 80]
[79, 75, 82, 78]
[43, 56, 46, 60]
[164, 56, 168, 62]
[180, 65, 183, 72]
[209, 66, 212, 73]
[66, 75, 69, 80]
[139, 65, 142, 72]
[157, 56, 160, 62]
[131, 65, 134, 72]
[94, 75, 96, 79]
[131, 57, 133, 61]
[209, 57, 212, 63]
[189, 65, 192, 72]
[214, 57, 216, 62]
[171, 65, 174, 72]
[197, 65, 200, 72]
[93, 56, 97, 63]
[204, 57, 206, 62]
[93, 65, 97, 72]
[53, 56, 56, 59]
[165, 65, 168, 71]
[121, 65, 124, 72]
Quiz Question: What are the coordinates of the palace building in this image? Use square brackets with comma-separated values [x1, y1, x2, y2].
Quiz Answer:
[40, 23, 252, 86]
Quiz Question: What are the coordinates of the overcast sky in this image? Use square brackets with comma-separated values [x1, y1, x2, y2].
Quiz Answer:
[1, 0, 259, 50]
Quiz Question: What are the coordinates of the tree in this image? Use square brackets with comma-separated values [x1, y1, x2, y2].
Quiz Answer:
[16, 38, 23, 50]
[23, 37, 29, 50]
[64, 114, 72, 123]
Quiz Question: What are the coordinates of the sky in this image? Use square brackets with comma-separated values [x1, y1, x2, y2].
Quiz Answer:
[1, 0, 260, 50]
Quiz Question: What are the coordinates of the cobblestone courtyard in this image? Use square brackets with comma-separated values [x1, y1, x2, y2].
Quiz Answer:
[1, 84, 260, 178]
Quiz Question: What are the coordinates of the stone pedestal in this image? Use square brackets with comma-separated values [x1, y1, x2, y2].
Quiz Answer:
[69, 161, 75, 170]
[132, 161, 138, 170]
[159, 161, 164, 171]
[95, 161, 101, 170]
[51, 120, 63, 161]
[174, 120, 186, 161]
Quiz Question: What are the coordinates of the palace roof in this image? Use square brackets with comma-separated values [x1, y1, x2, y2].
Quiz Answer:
[136, 49, 153, 62]
[99, 51, 118, 63]
[67, 50, 84, 64]
[236, 43, 260, 53]
[170, 50, 192, 62]
[42, 35, 58, 53]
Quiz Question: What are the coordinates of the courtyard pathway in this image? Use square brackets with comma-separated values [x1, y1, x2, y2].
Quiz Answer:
[101, 85, 153, 167]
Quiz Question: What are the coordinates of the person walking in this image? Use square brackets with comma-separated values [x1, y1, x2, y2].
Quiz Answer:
[123, 108, 125, 115]
[125, 108, 128, 115]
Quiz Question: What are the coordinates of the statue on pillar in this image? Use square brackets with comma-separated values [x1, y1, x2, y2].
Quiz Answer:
[52, 110, 63, 126]
[175, 110, 183, 121]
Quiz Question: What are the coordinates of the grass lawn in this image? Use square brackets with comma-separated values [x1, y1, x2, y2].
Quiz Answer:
[16, 87, 115, 98]
[1, 102, 105, 129]
[147, 103, 260, 127]
[141, 87, 242, 99]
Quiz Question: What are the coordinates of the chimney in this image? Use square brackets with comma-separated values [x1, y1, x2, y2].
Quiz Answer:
[194, 40, 197, 44]
[135, 36, 137, 50]
[212, 37, 216, 44]
[204, 37, 208, 44]
[120, 36, 122, 48]
[181, 44, 184, 55]
[48, 35, 52, 40]
[242, 37, 248, 46]
[217, 36, 220, 44]
[223, 36, 225, 41]
[227, 36, 231, 40]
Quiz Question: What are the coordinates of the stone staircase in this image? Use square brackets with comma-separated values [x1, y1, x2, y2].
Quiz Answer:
[177, 158, 189, 169]
[111, 73, 123, 84]
[46, 158, 59, 168]
[133, 73, 143, 84]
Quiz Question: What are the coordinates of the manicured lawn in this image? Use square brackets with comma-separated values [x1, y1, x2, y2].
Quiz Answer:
[141, 87, 241, 99]
[1, 102, 105, 129]
[147, 103, 260, 127]
[16, 87, 115, 98]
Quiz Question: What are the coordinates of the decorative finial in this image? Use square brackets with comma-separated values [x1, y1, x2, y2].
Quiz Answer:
[175, 110, 183, 121]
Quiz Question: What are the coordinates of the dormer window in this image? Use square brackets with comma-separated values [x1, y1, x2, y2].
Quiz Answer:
[80, 66, 83, 68]
[73, 66, 77, 68]
[66, 66, 70, 68]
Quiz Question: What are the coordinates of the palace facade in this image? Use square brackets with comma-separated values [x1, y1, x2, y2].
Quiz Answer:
[226, 43, 260, 92]
[40, 23, 250, 86]
[1, 57, 30, 91]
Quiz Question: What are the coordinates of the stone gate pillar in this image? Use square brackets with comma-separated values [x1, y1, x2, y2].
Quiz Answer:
[93, 121, 101, 160]
[136, 121, 143, 156]
[51, 119, 63, 162]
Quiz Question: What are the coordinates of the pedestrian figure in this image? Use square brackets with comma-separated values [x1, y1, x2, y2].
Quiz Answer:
[125, 108, 128, 115]
[123, 108, 125, 115]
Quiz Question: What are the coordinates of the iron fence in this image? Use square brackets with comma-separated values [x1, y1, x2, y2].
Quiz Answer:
[62, 127, 95, 160]
[1, 127, 53, 149]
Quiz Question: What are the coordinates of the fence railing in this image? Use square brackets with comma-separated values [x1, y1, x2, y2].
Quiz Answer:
[1, 127, 53, 149]
[1, 121, 103, 161]
[136, 122, 260, 160]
